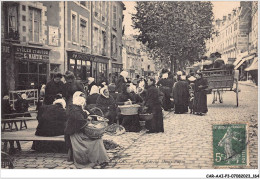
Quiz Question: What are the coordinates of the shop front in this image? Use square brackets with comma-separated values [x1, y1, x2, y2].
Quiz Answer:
[13, 45, 50, 90]
[67, 51, 109, 85]
[111, 63, 123, 83]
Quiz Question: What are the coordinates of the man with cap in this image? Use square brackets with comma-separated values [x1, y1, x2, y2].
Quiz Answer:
[44, 73, 64, 105]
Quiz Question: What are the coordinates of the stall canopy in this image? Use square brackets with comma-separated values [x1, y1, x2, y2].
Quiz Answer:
[245, 57, 258, 71]
[234, 54, 255, 70]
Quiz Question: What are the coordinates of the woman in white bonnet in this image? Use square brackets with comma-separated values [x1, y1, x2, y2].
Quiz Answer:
[115, 70, 128, 93]
[64, 91, 109, 168]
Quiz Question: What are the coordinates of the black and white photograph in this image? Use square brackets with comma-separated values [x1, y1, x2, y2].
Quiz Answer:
[1, 1, 259, 178]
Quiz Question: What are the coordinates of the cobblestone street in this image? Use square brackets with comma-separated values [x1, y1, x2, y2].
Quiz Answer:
[4, 83, 258, 169]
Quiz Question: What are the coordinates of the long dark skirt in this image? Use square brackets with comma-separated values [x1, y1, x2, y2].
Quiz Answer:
[121, 115, 141, 132]
[146, 105, 164, 133]
[194, 91, 208, 113]
[174, 104, 188, 114]
[160, 87, 171, 111]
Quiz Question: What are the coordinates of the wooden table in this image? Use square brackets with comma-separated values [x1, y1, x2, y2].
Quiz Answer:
[1, 116, 36, 132]
[1, 128, 65, 154]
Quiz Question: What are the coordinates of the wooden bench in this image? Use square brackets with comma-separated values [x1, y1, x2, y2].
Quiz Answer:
[1, 128, 64, 154]
[1, 117, 36, 132]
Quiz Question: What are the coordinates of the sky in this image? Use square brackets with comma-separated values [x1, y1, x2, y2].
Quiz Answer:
[123, 1, 241, 36]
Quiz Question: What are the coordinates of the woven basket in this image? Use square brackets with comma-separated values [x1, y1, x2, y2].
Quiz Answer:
[118, 104, 140, 115]
[83, 122, 108, 139]
[139, 113, 153, 121]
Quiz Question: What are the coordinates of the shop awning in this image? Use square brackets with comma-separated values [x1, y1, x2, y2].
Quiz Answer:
[245, 57, 258, 71]
[234, 54, 255, 70]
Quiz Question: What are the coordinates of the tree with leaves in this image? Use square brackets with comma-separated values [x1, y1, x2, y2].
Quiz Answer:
[132, 1, 214, 72]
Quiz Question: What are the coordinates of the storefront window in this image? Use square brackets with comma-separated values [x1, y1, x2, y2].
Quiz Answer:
[17, 61, 47, 90]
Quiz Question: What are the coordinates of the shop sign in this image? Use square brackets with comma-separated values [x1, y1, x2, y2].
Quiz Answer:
[15, 46, 49, 61]
[213, 124, 247, 166]
[69, 51, 93, 61]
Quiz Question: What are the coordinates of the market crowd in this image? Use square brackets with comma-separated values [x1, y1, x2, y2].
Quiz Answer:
[1, 68, 208, 169]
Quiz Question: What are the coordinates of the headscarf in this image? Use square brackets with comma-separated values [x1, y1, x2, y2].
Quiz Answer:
[130, 83, 137, 93]
[188, 76, 196, 82]
[162, 73, 168, 79]
[89, 85, 99, 95]
[53, 98, 66, 109]
[177, 71, 182, 76]
[100, 87, 109, 98]
[181, 75, 186, 81]
[21, 94, 27, 100]
[120, 71, 128, 82]
[88, 77, 95, 84]
[72, 91, 86, 108]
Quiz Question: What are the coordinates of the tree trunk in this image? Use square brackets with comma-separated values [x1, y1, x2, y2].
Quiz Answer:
[170, 56, 177, 73]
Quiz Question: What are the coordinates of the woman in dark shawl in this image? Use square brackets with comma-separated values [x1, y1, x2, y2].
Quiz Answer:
[32, 99, 67, 152]
[157, 69, 172, 111]
[115, 71, 128, 93]
[96, 87, 117, 125]
[64, 91, 109, 169]
[145, 77, 164, 133]
[116, 83, 143, 132]
[172, 75, 189, 114]
[193, 71, 208, 115]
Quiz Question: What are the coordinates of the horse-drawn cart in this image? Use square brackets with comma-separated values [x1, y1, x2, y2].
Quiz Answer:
[202, 69, 239, 107]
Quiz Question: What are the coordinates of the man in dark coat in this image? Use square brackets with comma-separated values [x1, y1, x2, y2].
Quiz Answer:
[145, 77, 164, 133]
[44, 73, 64, 105]
[194, 72, 208, 115]
[63, 71, 86, 108]
[172, 75, 189, 114]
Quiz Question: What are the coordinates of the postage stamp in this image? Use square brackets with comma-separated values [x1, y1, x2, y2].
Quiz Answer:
[213, 124, 248, 166]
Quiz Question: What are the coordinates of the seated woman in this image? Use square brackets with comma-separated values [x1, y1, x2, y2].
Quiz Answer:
[96, 87, 117, 125]
[14, 94, 31, 117]
[65, 91, 109, 169]
[116, 83, 143, 132]
[86, 85, 100, 108]
[32, 99, 67, 152]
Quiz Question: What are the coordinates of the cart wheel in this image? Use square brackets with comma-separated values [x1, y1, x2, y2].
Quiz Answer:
[236, 80, 239, 107]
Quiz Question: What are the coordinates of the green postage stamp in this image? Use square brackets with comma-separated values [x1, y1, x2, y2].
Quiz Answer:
[213, 124, 248, 166]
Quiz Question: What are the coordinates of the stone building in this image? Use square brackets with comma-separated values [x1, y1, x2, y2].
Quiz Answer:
[205, 1, 258, 81]
[1, 1, 125, 96]
[122, 35, 156, 79]
[205, 1, 252, 61]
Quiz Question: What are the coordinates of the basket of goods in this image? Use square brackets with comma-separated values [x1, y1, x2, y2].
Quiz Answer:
[118, 104, 141, 115]
[82, 115, 109, 139]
